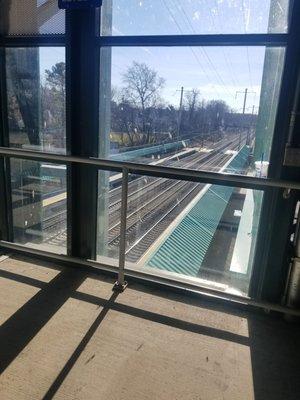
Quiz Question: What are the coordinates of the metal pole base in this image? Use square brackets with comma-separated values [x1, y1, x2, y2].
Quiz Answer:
[113, 280, 128, 292]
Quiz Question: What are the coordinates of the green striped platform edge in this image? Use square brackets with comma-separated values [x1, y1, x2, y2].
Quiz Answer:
[147, 145, 250, 276]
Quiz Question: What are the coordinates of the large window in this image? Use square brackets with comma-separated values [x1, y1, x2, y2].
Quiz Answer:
[95, 0, 293, 295]
[101, 46, 285, 176]
[4, 45, 67, 253]
[0, 1, 298, 300]
[101, 0, 290, 35]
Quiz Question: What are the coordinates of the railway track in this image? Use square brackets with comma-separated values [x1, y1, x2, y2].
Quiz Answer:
[42, 134, 245, 255]
[108, 136, 238, 208]
[107, 150, 232, 241]
[124, 155, 230, 263]
[105, 137, 244, 260]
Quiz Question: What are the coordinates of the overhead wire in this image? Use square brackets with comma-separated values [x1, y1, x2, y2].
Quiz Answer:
[171, 0, 235, 100]
[160, 0, 223, 99]
[242, 0, 254, 91]
[211, 0, 241, 89]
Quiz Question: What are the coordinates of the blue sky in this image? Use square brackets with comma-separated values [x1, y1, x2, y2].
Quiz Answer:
[106, 0, 277, 35]
[39, 0, 288, 112]
[110, 46, 266, 111]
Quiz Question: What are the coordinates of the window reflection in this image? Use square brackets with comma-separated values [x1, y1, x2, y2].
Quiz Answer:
[11, 159, 67, 253]
[6, 47, 66, 154]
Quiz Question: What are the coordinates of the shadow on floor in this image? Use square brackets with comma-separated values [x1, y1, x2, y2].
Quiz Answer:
[0, 267, 87, 373]
[42, 291, 119, 400]
[248, 315, 300, 400]
[0, 255, 300, 399]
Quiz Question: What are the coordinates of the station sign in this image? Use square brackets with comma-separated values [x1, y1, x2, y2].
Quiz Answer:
[58, 0, 102, 9]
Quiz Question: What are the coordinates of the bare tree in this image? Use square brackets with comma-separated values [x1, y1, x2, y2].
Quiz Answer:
[122, 61, 165, 143]
[184, 88, 201, 131]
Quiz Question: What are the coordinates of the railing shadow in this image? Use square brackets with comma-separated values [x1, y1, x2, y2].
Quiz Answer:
[42, 291, 119, 400]
[0, 267, 87, 374]
[1, 256, 300, 400]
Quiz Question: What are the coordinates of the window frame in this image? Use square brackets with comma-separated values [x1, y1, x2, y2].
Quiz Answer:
[0, 1, 299, 306]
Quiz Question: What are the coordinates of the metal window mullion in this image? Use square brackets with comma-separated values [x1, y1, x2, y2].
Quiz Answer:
[65, 8, 100, 260]
[98, 33, 289, 47]
[249, 0, 300, 303]
[268, 1, 300, 179]
[0, 48, 13, 242]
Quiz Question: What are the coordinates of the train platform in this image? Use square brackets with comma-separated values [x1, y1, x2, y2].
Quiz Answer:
[143, 147, 248, 277]
[109, 147, 196, 184]
[230, 189, 255, 275]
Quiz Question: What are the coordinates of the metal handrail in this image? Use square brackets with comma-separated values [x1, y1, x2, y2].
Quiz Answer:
[0, 146, 299, 191]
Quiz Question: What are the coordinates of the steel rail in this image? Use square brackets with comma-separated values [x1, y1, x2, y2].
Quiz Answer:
[40, 142, 236, 247]
[108, 145, 233, 233]
[124, 182, 201, 259]
[108, 136, 237, 208]
[0, 240, 299, 317]
[0, 147, 299, 191]
[124, 146, 243, 260]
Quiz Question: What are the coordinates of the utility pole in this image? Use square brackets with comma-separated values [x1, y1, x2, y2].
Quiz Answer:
[236, 88, 256, 114]
[247, 105, 258, 146]
[242, 88, 248, 114]
[177, 86, 184, 138]
[235, 88, 256, 149]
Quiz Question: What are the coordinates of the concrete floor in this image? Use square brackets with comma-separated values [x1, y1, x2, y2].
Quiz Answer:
[0, 254, 299, 400]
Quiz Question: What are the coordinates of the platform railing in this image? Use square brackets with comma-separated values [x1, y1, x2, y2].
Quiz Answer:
[0, 146, 300, 315]
[0, 147, 299, 190]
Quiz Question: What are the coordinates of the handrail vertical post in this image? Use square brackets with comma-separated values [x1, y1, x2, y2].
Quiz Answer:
[113, 167, 129, 291]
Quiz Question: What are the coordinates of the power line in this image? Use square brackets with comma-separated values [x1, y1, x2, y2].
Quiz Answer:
[171, 0, 235, 100]
[160, 0, 222, 99]
[211, 0, 241, 89]
[242, 0, 254, 91]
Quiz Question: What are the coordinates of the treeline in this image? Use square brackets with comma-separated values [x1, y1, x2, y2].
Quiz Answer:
[111, 92, 231, 147]
[110, 62, 253, 147]
[7, 54, 255, 151]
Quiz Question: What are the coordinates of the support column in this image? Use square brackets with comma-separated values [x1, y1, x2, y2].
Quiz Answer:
[97, 0, 112, 258]
[250, 1, 300, 302]
[66, 8, 100, 259]
[0, 49, 12, 242]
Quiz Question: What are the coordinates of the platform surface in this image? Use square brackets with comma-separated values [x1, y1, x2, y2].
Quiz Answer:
[0, 254, 299, 400]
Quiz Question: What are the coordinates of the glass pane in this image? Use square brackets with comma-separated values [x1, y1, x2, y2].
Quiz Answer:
[97, 170, 121, 264]
[10, 158, 67, 254]
[1, 0, 65, 35]
[100, 46, 285, 176]
[101, 0, 290, 36]
[125, 174, 263, 296]
[6, 47, 66, 154]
